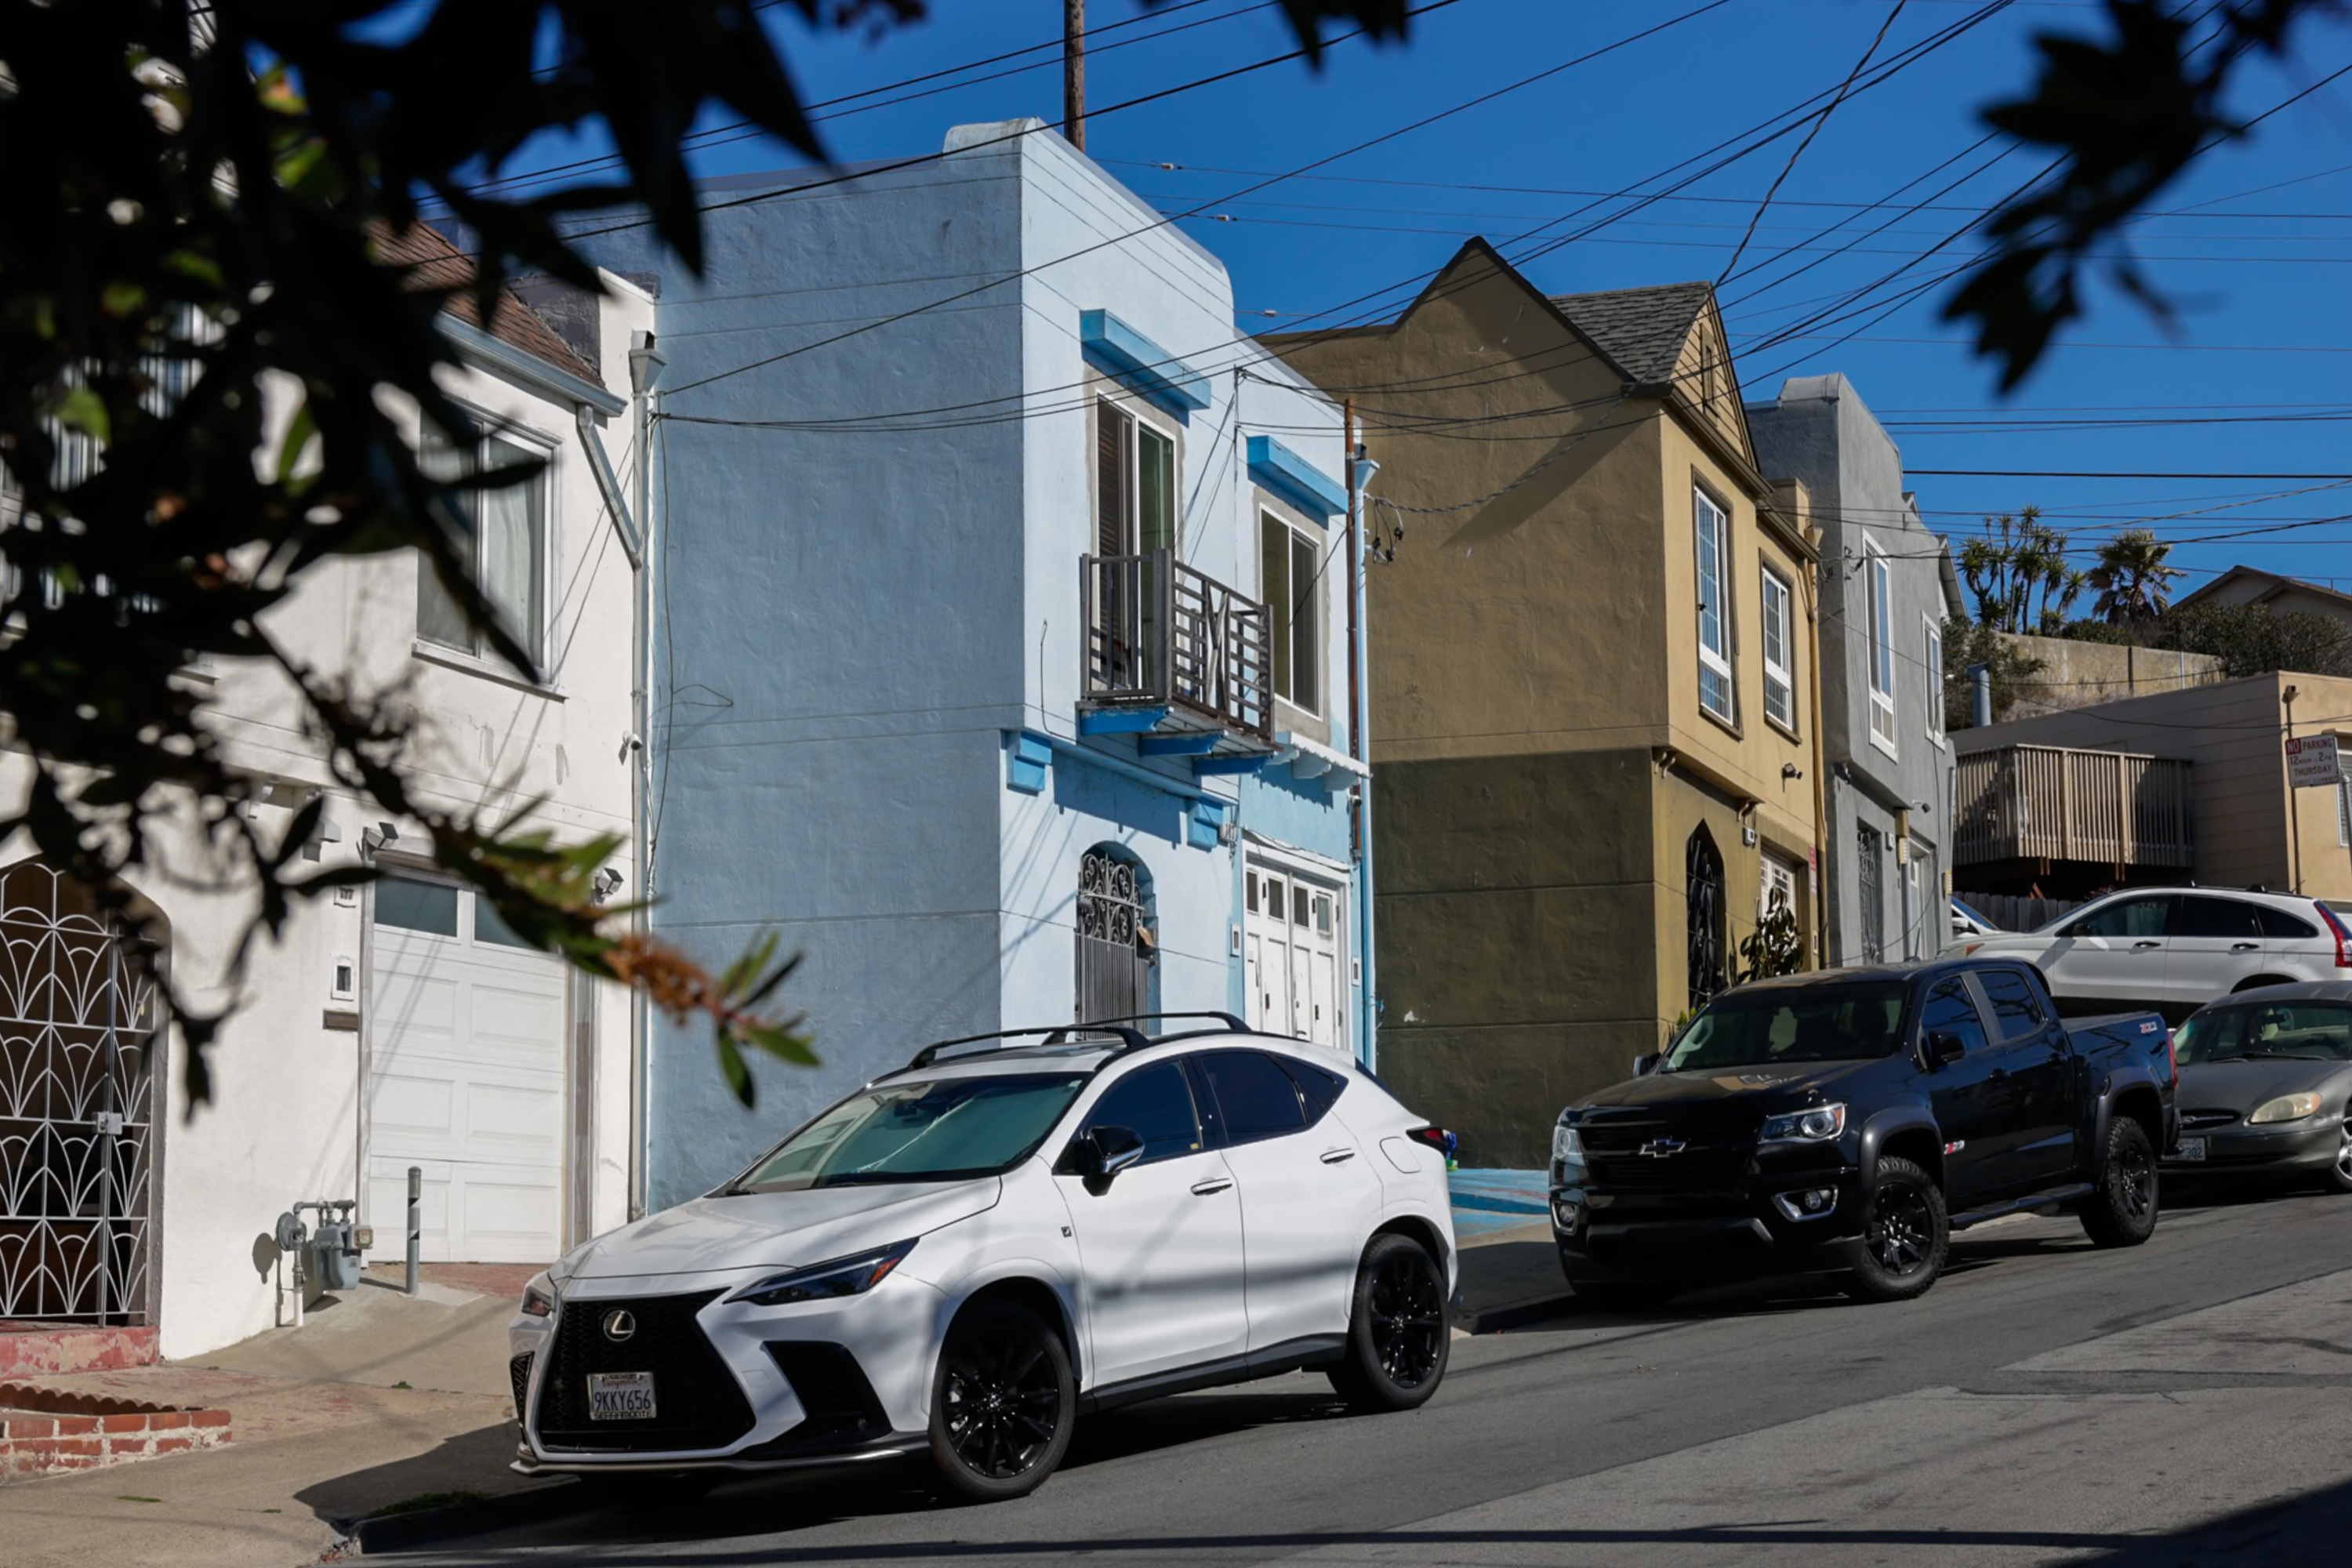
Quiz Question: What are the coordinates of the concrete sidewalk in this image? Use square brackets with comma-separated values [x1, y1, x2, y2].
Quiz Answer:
[0, 1267, 553, 1568]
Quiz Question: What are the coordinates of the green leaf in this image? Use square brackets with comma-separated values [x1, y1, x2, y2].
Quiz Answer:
[53, 386, 110, 444]
[277, 398, 318, 488]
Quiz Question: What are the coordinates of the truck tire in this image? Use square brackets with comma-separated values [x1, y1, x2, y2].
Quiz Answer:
[1845, 1156, 1947, 1303]
[2080, 1116, 2159, 1247]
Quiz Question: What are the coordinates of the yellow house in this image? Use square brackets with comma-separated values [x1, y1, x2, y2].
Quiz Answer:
[1269, 240, 1823, 1165]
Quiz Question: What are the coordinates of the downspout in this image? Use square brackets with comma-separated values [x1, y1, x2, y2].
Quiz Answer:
[1805, 543, 1829, 970]
[627, 332, 664, 1220]
[1345, 413, 1378, 1070]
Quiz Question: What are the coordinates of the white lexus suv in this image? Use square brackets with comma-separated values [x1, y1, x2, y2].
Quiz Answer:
[508, 1016, 1457, 1501]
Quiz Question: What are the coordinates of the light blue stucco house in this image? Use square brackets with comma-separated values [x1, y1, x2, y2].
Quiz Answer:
[576, 121, 1372, 1209]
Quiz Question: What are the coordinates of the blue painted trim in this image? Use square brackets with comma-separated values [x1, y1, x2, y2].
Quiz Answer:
[1080, 310, 1210, 418]
[1079, 706, 1170, 735]
[1193, 754, 1272, 777]
[1007, 733, 1051, 795]
[1017, 730, 1230, 809]
[1138, 732, 1221, 757]
[1247, 435, 1346, 521]
[1186, 800, 1223, 850]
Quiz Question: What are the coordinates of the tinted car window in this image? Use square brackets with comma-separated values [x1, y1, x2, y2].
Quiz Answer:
[2063, 895, 2172, 938]
[2177, 1000, 2352, 1063]
[1193, 1051, 1308, 1143]
[1277, 1057, 1348, 1126]
[2259, 906, 2321, 939]
[1662, 982, 1911, 1070]
[2172, 896, 2259, 940]
[1975, 968, 2049, 1040]
[1921, 978, 1991, 1055]
[1083, 1061, 1203, 1164]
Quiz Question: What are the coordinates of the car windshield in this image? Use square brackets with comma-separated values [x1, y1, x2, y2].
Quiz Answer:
[2176, 1001, 2352, 1065]
[1661, 982, 1912, 1071]
[731, 1073, 1088, 1192]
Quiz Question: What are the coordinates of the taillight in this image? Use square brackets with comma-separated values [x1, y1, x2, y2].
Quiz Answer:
[1405, 1125, 1451, 1153]
[2316, 901, 2352, 969]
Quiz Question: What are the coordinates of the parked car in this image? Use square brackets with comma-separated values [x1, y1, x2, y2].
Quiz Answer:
[1551, 959, 2174, 1307]
[509, 1018, 1455, 1501]
[1961, 886, 2352, 1023]
[1949, 898, 2000, 939]
[2165, 982, 2352, 1192]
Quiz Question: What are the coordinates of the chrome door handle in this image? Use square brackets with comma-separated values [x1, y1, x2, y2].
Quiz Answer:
[1190, 1177, 1234, 1196]
[2132, 941, 2161, 949]
[1319, 1147, 1357, 1163]
[2231, 942, 2259, 951]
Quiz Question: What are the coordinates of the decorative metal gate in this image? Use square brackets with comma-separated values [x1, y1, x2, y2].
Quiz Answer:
[1857, 826, 1886, 964]
[0, 861, 161, 1326]
[1076, 848, 1151, 1024]
[1685, 828, 1725, 1011]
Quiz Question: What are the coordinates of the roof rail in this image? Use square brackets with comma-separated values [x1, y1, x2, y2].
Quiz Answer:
[902, 1024, 1152, 1073]
[1077, 1011, 1254, 1035]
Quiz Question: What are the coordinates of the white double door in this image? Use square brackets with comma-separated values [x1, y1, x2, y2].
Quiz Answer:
[365, 884, 570, 1263]
[1245, 858, 1344, 1049]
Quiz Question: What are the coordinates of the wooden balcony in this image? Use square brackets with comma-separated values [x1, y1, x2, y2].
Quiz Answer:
[1080, 551, 1273, 749]
[1954, 744, 2194, 871]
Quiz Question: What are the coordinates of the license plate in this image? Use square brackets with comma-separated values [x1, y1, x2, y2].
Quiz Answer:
[2174, 1137, 2206, 1163]
[588, 1371, 656, 1421]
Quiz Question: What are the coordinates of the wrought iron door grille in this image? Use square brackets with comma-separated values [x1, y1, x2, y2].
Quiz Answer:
[1077, 849, 1150, 1024]
[1686, 831, 1725, 1011]
[0, 860, 160, 1327]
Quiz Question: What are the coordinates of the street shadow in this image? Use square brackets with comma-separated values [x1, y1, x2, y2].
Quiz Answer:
[295, 1420, 528, 1526]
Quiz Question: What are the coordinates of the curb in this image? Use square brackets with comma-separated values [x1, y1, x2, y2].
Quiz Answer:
[1456, 1292, 1577, 1335]
[353, 1479, 587, 1555]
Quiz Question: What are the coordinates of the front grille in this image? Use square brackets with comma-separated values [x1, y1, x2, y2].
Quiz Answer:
[1586, 1150, 1753, 1189]
[1579, 1116, 1757, 1193]
[2180, 1109, 2241, 1131]
[533, 1291, 755, 1454]
[738, 1341, 892, 1459]
[509, 1355, 533, 1421]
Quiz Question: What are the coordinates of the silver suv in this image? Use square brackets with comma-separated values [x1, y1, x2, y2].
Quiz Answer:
[1962, 886, 2352, 1023]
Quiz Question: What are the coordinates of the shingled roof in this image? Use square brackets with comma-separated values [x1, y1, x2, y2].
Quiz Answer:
[1547, 281, 1715, 385]
[371, 222, 604, 388]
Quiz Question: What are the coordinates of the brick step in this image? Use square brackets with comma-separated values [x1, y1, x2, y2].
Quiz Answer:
[0, 1381, 230, 1476]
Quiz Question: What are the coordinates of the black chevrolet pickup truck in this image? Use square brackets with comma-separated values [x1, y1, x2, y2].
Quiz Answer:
[1552, 958, 2176, 1305]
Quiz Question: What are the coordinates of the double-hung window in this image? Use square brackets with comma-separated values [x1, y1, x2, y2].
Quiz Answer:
[1760, 566, 1795, 734]
[1922, 616, 1945, 744]
[1261, 510, 1320, 714]
[1694, 486, 1734, 724]
[1865, 540, 1896, 753]
[418, 428, 550, 668]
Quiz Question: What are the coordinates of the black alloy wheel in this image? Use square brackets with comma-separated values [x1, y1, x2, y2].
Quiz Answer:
[1330, 1233, 1449, 1413]
[1844, 1155, 1948, 1303]
[2081, 1116, 2160, 1248]
[927, 1301, 1075, 1503]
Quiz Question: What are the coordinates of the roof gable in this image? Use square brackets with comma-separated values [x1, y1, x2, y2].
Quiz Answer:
[1546, 281, 1713, 385]
[372, 223, 605, 388]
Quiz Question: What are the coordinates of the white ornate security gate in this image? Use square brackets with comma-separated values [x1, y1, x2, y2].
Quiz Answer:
[0, 861, 161, 1326]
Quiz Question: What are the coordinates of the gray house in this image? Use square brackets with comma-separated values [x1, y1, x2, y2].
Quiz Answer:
[1748, 374, 1965, 964]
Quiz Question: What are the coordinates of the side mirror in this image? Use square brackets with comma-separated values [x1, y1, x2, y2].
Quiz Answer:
[1073, 1124, 1145, 1189]
[1632, 1054, 1661, 1077]
[1928, 1031, 1967, 1067]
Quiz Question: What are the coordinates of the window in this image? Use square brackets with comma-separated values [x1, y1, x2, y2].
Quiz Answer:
[733, 1074, 1088, 1191]
[1921, 978, 1990, 1057]
[1760, 854, 1798, 920]
[1276, 1057, 1348, 1126]
[2060, 894, 2173, 939]
[1761, 567, 1795, 733]
[2173, 896, 2259, 940]
[1923, 618, 1945, 743]
[473, 895, 535, 949]
[1094, 399, 1177, 558]
[375, 875, 458, 936]
[1866, 541, 1896, 752]
[1083, 1061, 1203, 1164]
[1665, 980, 1911, 1069]
[417, 430, 549, 666]
[1975, 968, 2048, 1040]
[1192, 1050, 1307, 1144]
[1694, 487, 1734, 723]
[2259, 906, 2320, 939]
[1261, 511, 1320, 713]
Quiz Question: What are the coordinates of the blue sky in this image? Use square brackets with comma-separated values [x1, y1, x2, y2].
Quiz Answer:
[492, 0, 2352, 603]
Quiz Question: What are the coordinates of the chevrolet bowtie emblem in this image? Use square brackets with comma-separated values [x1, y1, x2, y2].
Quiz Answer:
[1638, 1138, 1687, 1158]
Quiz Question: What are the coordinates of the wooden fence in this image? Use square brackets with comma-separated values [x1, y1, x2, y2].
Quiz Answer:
[1954, 744, 2193, 871]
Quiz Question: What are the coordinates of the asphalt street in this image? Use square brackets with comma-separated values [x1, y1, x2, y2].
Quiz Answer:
[413, 1181, 2352, 1567]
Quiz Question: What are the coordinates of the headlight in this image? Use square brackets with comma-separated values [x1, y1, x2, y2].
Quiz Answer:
[1552, 1122, 1584, 1163]
[1759, 1103, 1847, 1143]
[2248, 1092, 2325, 1125]
[520, 1272, 556, 1319]
[727, 1240, 916, 1307]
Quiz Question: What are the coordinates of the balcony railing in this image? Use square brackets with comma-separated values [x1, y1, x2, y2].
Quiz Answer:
[1955, 744, 2194, 869]
[1081, 550, 1272, 743]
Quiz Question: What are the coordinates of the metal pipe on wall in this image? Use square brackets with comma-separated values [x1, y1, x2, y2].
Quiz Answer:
[626, 333, 665, 1221]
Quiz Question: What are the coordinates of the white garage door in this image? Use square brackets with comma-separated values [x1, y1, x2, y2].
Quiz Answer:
[365, 873, 567, 1263]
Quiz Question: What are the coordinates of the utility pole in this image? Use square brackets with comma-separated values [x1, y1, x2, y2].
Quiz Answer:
[1063, 0, 1087, 150]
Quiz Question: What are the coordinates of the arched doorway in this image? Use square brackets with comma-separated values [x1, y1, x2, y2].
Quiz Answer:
[1685, 826, 1726, 1011]
[1076, 846, 1155, 1024]
[0, 858, 165, 1326]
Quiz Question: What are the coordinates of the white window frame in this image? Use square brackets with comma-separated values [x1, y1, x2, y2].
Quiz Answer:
[1261, 506, 1324, 717]
[1760, 565, 1795, 737]
[1864, 536, 1896, 757]
[416, 415, 557, 671]
[1094, 396, 1182, 558]
[1694, 485, 1735, 725]
[1922, 614, 1946, 746]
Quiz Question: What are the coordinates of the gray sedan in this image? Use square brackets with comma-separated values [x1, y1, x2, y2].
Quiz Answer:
[2167, 981, 2352, 1192]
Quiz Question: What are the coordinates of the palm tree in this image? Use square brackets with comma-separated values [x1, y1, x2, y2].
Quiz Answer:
[2087, 530, 2187, 625]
